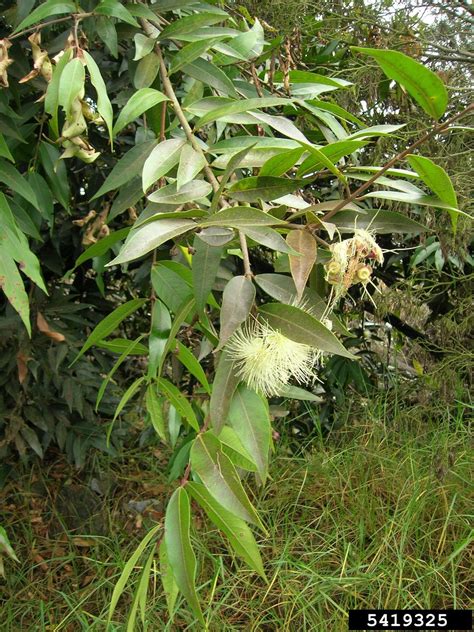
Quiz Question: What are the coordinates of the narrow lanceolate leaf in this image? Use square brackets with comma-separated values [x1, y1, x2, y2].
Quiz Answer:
[177, 144, 207, 190]
[146, 384, 166, 442]
[113, 89, 168, 136]
[73, 298, 147, 363]
[195, 97, 293, 128]
[148, 299, 171, 377]
[159, 13, 226, 41]
[83, 51, 114, 143]
[58, 58, 85, 115]
[192, 234, 222, 316]
[228, 385, 271, 485]
[159, 540, 179, 619]
[258, 303, 355, 359]
[407, 154, 459, 232]
[351, 47, 448, 119]
[157, 377, 199, 431]
[142, 138, 186, 192]
[260, 147, 305, 177]
[44, 47, 73, 137]
[106, 219, 196, 266]
[0, 247, 30, 335]
[73, 228, 130, 269]
[175, 341, 211, 394]
[147, 180, 212, 205]
[169, 38, 220, 75]
[228, 176, 302, 202]
[218, 276, 255, 350]
[13, 0, 75, 33]
[242, 226, 294, 253]
[95, 0, 139, 27]
[200, 207, 284, 228]
[219, 426, 258, 472]
[190, 432, 265, 530]
[107, 523, 162, 625]
[92, 140, 158, 199]
[286, 230, 317, 300]
[0, 160, 39, 209]
[164, 488, 204, 625]
[187, 482, 266, 579]
[331, 209, 427, 234]
[182, 58, 238, 98]
[209, 349, 240, 434]
[210, 143, 258, 213]
[112, 376, 145, 422]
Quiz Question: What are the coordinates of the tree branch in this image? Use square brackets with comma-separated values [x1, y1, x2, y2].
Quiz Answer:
[8, 13, 93, 41]
[321, 102, 474, 223]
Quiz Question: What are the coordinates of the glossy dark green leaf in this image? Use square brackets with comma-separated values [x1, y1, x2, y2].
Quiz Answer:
[159, 13, 226, 40]
[330, 209, 428, 234]
[192, 234, 222, 316]
[148, 299, 172, 377]
[113, 89, 168, 137]
[218, 275, 255, 350]
[92, 140, 158, 200]
[0, 160, 39, 210]
[182, 58, 238, 98]
[228, 385, 271, 485]
[200, 207, 284, 228]
[258, 303, 355, 359]
[190, 432, 265, 529]
[13, 0, 75, 33]
[187, 482, 266, 578]
[228, 176, 302, 202]
[146, 385, 166, 442]
[73, 228, 130, 269]
[157, 377, 199, 431]
[73, 298, 147, 362]
[175, 341, 211, 394]
[351, 47, 448, 119]
[164, 488, 204, 625]
[210, 349, 240, 434]
[95, 0, 139, 26]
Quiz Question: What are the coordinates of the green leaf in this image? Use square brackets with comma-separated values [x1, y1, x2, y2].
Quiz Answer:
[210, 143, 258, 213]
[0, 246, 30, 334]
[407, 154, 459, 232]
[196, 97, 293, 129]
[169, 38, 221, 75]
[95, 0, 139, 26]
[218, 276, 255, 350]
[0, 160, 39, 210]
[96, 338, 148, 355]
[83, 51, 114, 144]
[113, 89, 168, 137]
[200, 206, 283, 228]
[96, 15, 118, 58]
[213, 18, 264, 64]
[278, 384, 325, 401]
[157, 377, 199, 431]
[106, 219, 196, 266]
[39, 142, 70, 210]
[160, 296, 196, 368]
[147, 180, 212, 205]
[159, 540, 179, 619]
[209, 349, 240, 434]
[182, 58, 238, 98]
[361, 190, 466, 217]
[192, 234, 222, 316]
[252, 111, 309, 143]
[159, 13, 225, 40]
[112, 376, 146, 422]
[190, 432, 265, 529]
[175, 341, 211, 394]
[151, 263, 193, 313]
[258, 303, 355, 359]
[187, 482, 266, 578]
[133, 34, 156, 61]
[13, 0, 75, 33]
[165, 488, 204, 625]
[73, 298, 147, 363]
[177, 144, 207, 190]
[227, 176, 302, 202]
[44, 48, 73, 137]
[330, 209, 428, 234]
[228, 385, 271, 485]
[0, 133, 13, 162]
[351, 47, 448, 119]
[242, 226, 294, 253]
[92, 140, 158, 200]
[107, 524, 161, 625]
[148, 299, 172, 377]
[96, 335, 147, 410]
[260, 147, 305, 177]
[146, 385, 167, 442]
[73, 228, 130, 269]
[218, 426, 258, 472]
[142, 138, 185, 192]
[134, 53, 160, 90]
[126, 542, 155, 631]
[58, 58, 85, 115]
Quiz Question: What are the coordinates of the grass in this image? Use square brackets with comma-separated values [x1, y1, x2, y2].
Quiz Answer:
[0, 396, 472, 631]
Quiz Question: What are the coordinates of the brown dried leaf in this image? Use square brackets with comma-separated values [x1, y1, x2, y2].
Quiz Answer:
[36, 312, 66, 342]
[286, 230, 317, 300]
[16, 352, 28, 384]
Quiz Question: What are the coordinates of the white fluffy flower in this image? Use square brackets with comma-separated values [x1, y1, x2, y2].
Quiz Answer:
[226, 321, 317, 397]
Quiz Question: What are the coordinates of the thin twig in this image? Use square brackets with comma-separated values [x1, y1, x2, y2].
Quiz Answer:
[8, 13, 93, 40]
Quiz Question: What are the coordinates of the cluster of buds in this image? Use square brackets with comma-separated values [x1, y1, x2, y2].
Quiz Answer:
[0, 39, 13, 87]
[227, 320, 318, 397]
[325, 229, 384, 298]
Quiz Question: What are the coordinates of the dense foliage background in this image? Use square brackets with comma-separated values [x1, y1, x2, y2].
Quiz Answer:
[0, 0, 471, 629]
